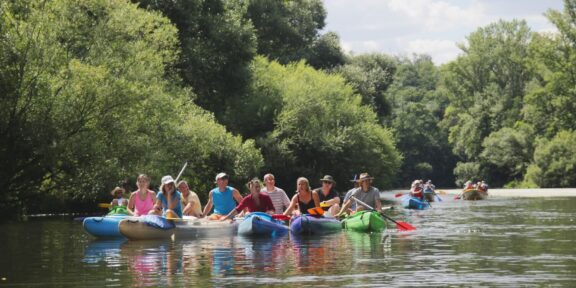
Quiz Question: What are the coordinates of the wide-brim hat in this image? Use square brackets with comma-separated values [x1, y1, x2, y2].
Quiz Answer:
[110, 186, 126, 196]
[319, 175, 336, 184]
[356, 173, 374, 182]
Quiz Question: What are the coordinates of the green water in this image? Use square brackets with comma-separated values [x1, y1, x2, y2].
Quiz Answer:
[1, 197, 575, 287]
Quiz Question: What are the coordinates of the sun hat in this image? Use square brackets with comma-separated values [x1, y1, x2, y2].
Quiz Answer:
[355, 173, 374, 182]
[215, 172, 229, 182]
[110, 186, 126, 196]
[319, 175, 336, 184]
[161, 175, 175, 185]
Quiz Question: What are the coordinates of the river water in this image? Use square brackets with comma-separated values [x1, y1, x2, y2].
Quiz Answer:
[1, 196, 575, 287]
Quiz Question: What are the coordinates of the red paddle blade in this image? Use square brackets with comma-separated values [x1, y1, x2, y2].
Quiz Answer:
[395, 221, 416, 231]
[272, 214, 290, 221]
[395, 193, 404, 198]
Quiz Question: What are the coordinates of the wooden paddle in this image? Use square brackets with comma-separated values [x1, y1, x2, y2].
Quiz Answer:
[351, 196, 416, 231]
[98, 203, 111, 209]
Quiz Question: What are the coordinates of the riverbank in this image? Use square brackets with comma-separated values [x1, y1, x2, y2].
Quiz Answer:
[381, 188, 576, 200]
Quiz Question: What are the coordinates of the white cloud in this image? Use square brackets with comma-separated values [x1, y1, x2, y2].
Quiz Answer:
[405, 39, 462, 64]
[386, 0, 489, 31]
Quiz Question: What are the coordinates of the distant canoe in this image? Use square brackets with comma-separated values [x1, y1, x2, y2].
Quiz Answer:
[462, 189, 488, 200]
[400, 195, 430, 210]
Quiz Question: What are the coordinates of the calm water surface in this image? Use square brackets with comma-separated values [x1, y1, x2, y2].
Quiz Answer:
[1, 196, 575, 287]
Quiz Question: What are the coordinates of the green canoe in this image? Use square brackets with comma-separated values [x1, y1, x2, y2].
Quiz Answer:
[341, 210, 386, 233]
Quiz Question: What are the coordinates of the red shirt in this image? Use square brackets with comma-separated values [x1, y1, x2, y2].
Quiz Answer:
[235, 193, 275, 213]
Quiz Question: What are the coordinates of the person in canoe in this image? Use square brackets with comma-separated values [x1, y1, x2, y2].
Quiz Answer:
[261, 173, 291, 215]
[221, 178, 275, 221]
[283, 177, 321, 216]
[177, 180, 203, 218]
[127, 174, 157, 216]
[110, 187, 128, 208]
[423, 179, 436, 202]
[203, 172, 243, 220]
[336, 172, 381, 217]
[478, 180, 489, 193]
[409, 179, 424, 199]
[342, 175, 360, 213]
[313, 175, 340, 217]
[150, 175, 183, 219]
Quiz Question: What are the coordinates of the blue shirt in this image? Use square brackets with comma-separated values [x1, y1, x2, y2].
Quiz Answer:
[211, 186, 237, 215]
[157, 190, 183, 218]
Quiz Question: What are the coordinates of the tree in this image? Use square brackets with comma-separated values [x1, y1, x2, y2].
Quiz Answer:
[246, 0, 326, 64]
[336, 53, 397, 118]
[246, 58, 402, 189]
[524, 131, 576, 187]
[0, 0, 263, 217]
[440, 20, 533, 185]
[136, 0, 258, 120]
[305, 31, 348, 70]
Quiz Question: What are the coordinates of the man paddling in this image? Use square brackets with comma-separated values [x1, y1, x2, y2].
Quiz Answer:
[336, 172, 381, 217]
[203, 172, 243, 220]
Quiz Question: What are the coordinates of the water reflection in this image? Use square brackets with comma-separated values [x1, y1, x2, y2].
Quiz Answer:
[82, 239, 125, 265]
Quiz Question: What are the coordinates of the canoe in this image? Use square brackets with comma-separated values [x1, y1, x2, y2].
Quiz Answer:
[238, 212, 288, 237]
[462, 189, 488, 200]
[423, 192, 435, 202]
[400, 195, 430, 210]
[290, 215, 342, 235]
[118, 215, 176, 240]
[83, 214, 129, 238]
[341, 210, 386, 233]
[173, 218, 239, 239]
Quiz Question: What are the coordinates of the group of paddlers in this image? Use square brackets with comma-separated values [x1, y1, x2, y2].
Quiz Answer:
[108, 172, 383, 220]
[463, 180, 489, 192]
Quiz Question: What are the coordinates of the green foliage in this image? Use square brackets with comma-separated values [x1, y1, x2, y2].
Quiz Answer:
[336, 53, 397, 118]
[383, 55, 456, 187]
[524, 1, 576, 137]
[453, 162, 481, 187]
[246, 0, 326, 64]
[440, 20, 534, 186]
[0, 0, 262, 217]
[136, 0, 258, 119]
[305, 31, 348, 70]
[255, 59, 402, 189]
[524, 131, 576, 188]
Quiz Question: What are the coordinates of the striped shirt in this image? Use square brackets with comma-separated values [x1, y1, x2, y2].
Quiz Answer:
[261, 187, 291, 214]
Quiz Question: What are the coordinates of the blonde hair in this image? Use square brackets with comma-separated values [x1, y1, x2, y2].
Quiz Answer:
[296, 177, 311, 193]
[246, 178, 262, 190]
[136, 174, 150, 183]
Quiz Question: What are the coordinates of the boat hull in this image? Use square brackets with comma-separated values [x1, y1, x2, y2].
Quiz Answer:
[83, 215, 129, 238]
[290, 215, 342, 235]
[400, 195, 430, 210]
[342, 210, 386, 233]
[238, 212, 288, 237]
[462, 189, 488, 200]
[118, 215, 175, 240]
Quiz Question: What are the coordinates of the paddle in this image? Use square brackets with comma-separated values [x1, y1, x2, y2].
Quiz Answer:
[162, 162, 189, 220]
[98, 203, 111, 209]
[351, 196, 416, 231]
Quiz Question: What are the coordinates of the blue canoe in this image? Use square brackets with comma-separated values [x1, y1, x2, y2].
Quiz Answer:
[238, 212, 288, 237]
[290, 215, 342, 235]
[83, 214, 129, 238]
[400, 195, 430, 210]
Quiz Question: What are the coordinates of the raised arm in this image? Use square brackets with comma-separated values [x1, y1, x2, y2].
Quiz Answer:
[283, 195, 299, 216]
[202, 191, 214, 217]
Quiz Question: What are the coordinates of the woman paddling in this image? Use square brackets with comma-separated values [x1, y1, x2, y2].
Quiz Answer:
[127, 174, 157, 216]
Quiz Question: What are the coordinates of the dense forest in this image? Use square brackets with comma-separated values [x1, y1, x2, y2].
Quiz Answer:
[1, 0, 575, 217]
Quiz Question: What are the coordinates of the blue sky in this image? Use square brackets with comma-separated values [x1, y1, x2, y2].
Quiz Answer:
[322, 0, 564, 64]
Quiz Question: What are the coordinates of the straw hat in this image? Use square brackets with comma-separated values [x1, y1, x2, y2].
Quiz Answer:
[356, 173, 374, 182]
[319, 175, 336, 184]
[110, 187, 126, 196]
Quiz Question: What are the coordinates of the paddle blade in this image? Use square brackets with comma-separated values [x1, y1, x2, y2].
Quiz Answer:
[98, 203, 111, 209]
[395, 193, 404, 198]
[272, 214, 290, 221]
[395, 221, 416, 231]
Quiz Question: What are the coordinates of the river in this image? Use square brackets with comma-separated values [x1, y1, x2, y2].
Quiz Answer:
[1, 194, 575, 287]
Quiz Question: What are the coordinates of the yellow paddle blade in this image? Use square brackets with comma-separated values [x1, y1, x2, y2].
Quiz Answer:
[98, 203, 111, 209]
